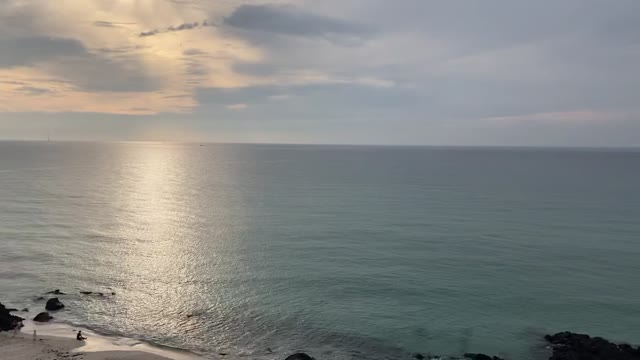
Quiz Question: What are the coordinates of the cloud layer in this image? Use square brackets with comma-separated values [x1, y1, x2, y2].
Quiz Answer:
[0, 0, 639, 145]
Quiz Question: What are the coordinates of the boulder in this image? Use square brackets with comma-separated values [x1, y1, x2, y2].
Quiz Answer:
[545, 331, 640, 360]
[1, 302, 24, 331]
[33, 312, 53, 322]
[284, 353, 315, 360]
[45, 298, 65, 311]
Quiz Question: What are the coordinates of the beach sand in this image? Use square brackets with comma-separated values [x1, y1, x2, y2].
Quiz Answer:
[1, 332, 173, 360]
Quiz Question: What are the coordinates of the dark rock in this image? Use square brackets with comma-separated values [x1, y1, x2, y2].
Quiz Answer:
[21, 308, 29, 312]
[284, 353, 315, 360]
[80, 291, 93, 295]
[46, 289, 66, 295]
[34, 296, 45, 301]
[1, 302, 25, 331]
[545, 331, 640, 360]
[464, 354, 504, 360]
[414, 353, 425, 360]
[111, 292, 116, 295]
[6, 308, 18, 312]
[33, 312, 53, 322]
[45, 298, 65, 311]
[218, 353, 227, 356]
[97, 293, 104, 296]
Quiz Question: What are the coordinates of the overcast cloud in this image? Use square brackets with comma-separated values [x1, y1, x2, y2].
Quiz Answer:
[0, 0, 639, 146]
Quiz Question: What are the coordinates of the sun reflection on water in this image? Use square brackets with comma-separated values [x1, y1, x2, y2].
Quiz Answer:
[107, 144, 216, 339]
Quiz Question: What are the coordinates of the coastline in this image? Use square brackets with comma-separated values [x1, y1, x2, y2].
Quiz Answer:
[0, 321, 201, 360]
[0, 332, 172, 360]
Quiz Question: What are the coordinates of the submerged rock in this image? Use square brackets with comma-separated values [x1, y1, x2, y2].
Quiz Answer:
[545, 331, 640, 360]
[284, 353, 315, 360]
[33, 312, 53, 322]
[80, 291, 93, 295]
[21, 308, 29, 312]
[45, 297, 65, 311]
[414, 353, 425, 360]
[1, 302, 24, 331]
[46, 289, 65, 295]
[464, 354, 504, 360]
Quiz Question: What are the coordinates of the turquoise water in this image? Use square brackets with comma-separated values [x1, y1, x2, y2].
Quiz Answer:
[1, 142, 639, 359]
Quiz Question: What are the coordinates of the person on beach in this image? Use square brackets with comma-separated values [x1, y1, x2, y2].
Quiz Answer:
[11, 320, 19, 337]
[76, 330, 86, 341]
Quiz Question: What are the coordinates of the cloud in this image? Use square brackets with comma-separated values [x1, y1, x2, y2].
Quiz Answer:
[227, 103, 248, 110]
[93, 21, 136, 28]
[0, 36, 85, 68]
[0, 34, 160, 93]
[139, 20, 214, 37]
[16, 85, 53, 96]
[182, 48, 208, 56]
[224, 4, 374, 44]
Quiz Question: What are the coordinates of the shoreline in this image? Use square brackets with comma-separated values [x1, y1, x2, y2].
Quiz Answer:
[0, 332, 173, 360]
[0, 321, 201, 360]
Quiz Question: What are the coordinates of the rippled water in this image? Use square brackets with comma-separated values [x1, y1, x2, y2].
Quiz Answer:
[1, 142, 640, 360]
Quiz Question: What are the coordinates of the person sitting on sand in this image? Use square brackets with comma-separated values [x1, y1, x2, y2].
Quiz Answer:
[76, 331, 86, 341]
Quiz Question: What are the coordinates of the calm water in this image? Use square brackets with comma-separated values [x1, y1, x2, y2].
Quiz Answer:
[1, 142, 640, 360]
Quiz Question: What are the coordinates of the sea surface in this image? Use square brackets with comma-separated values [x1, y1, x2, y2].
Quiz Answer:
[1, 141, 640, 360]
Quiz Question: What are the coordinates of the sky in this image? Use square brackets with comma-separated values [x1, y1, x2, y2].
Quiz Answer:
[1, 0, 639, 146]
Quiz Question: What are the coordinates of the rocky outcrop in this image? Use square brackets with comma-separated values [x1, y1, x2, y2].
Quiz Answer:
[33, 312, 53, 322]
[284, 353, 315, 360]
[545, 331, 640, 360]
[1, 302, 24, 331]
[464, 354, 504, 360]
[45, 297, 65, 311]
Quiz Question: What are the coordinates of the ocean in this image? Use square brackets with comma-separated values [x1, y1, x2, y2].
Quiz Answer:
[1, 141, 639, 360]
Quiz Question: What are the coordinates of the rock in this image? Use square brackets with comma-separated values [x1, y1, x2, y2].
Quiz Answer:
[284, 353, 315, 360]
[21, 308, 29, 312]
[46, 289, 66, 295]
[34, 296, 45, 301]
[111, 292, 116, 295]
[545, 331, 640, 360]
[80, 291, 93, 295]
[6, 308, 18, 312]
[464, 354, 504, 360]
[414, 353, 425, 360]
[45, 298, 65, 311]
[1, 302, 24, 331]
[97, 293, 104, 297]
[33, 312, 53, 322]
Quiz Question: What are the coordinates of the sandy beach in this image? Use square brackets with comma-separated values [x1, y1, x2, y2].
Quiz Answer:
[0, 332, 172, 360]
